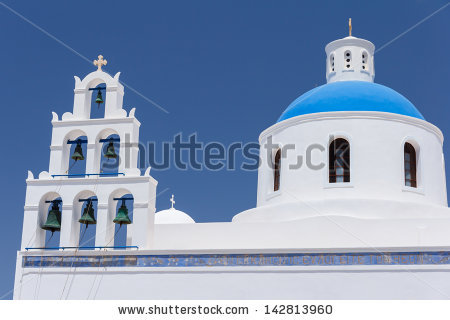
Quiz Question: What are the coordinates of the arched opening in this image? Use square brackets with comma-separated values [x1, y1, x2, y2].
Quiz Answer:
[344, 50, 352, 69]
[329, 138, 350, 183]
[90, 83, 107, 119]
[330, 53, 335, 72]
[41, 196, 62, 248]
[112, 193, 134, 248]
[76, 195, 98, 247]
[404, 142, 417, 188]
[273, 149, 281, 191]
[361, 51, 368, 71]
[99, 134, 120, 176]
[67, 135, 87, 177]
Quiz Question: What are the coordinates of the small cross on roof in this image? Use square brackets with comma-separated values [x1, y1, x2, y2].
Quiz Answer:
[170, 194, 175, 209]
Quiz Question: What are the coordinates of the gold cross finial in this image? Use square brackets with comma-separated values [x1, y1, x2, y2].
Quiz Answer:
[170, 194, 175, 208]
[349, 18, 352, 36]
[93, 55, 107, 71]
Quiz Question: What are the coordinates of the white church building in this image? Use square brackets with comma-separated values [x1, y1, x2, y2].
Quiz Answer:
[13, 27, 450, 299]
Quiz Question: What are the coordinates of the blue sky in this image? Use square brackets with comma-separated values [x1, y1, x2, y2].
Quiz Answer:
[0, 0, 448, 299]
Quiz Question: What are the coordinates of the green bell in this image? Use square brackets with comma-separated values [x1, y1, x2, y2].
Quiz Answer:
[95, 89, 103, 108]
[113, 200, 131, 225]
[104, 141, 117, 159]
[79, 201, 96, 226]
[42, 202, 62, 233]
[71, 142, 85, 161]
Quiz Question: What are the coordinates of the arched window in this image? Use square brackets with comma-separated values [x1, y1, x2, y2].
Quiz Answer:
[404, 143, 417, 187]
[67, 135, 87, 177]
[78, 195, 98, 247]
[99, 134, 120, 176]
[113, 193, 134, 247]
[90, 84, 107, 119]
[273, 149, 281, 191]
[42, 197, 62, 248]
[329, 138, 350, 183]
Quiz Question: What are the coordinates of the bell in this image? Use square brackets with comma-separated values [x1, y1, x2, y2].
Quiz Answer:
[113, 200, 131, 225]
[71, 142, 85, 161]
[79, 201, 96, 226]
[42, 202, 61, 233]
[95, 89, 104, 108]
[104, 141, 117, 159]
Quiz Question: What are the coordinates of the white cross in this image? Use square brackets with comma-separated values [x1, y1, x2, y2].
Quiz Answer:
[93, 55, 107, 71]
[170, 194, 175, 208]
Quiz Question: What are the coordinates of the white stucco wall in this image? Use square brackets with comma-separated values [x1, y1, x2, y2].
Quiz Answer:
[14, 212, 450, 300]
[14, 249, 450, 300]
[250, 112, 446, 219]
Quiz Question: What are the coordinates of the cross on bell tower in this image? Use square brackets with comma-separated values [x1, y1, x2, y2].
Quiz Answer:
[94, 55, 107, 71]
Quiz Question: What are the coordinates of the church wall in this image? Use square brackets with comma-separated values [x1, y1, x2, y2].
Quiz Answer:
[152, 217, 450, 250]
[256, 111, 446, 210]
[14, 254, 450, 299]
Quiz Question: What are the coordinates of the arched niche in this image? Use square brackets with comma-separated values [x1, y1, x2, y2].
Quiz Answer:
[94, 128, 120, 175]
[37, 192, 62, 248]
[108, 188, 134, 249]
[361, 50, 369, 71]
[73, 190, 98, 247]
[89, 83, 108, 119]
[61, 130, 88, 177]
[329, 53, 335, 72]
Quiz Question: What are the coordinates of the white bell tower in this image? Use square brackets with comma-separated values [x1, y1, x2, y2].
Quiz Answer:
[19, 55, 158, 251]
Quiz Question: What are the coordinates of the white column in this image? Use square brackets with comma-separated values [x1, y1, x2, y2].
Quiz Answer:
[85, 143, 97, 175]
[119, 126, 141, 173]
[119, 143, 140, 172]
[95, 203, 115, 248]
[104, 85, 124, 118]
[21, 208, 44, 250]
[59, 205, 79, 249]
[131, 204, 154, 249]
[48, 146, 63, 175]
[126, 224, 133, 247]
[72, 88, 91, 120]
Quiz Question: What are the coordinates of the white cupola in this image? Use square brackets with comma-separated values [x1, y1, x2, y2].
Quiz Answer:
[155, 195, 195, 224]
[325, 19, 375, 83]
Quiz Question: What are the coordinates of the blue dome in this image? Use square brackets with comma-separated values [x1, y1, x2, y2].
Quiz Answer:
[278, 81, 424, 122]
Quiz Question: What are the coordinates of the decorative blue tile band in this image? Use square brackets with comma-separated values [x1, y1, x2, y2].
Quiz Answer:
[22, 251, 450, 268]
